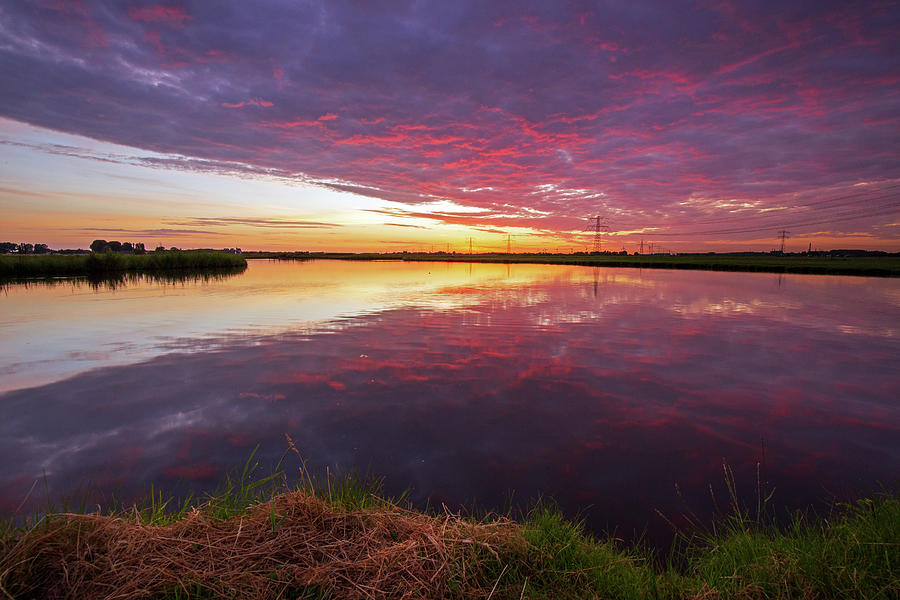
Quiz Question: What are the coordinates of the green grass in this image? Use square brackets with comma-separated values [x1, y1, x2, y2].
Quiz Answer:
[489, 504, 665, 600]
[0, 251, 247, 279]
[2, 457, 896, 599]
[244, 251, 900, 277]
[682, 496, 899, 599]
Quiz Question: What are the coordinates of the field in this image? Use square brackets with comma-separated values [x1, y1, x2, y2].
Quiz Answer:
[244, 251, 900, 277]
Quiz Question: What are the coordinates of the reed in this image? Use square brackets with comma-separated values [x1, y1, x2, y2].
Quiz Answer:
[0, 251, 247, 279]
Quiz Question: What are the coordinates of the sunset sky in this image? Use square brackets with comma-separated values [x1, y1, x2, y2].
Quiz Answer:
[1, 0, 898, 252]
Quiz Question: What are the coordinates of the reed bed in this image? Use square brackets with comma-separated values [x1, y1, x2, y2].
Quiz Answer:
[0, 251, 247, 279]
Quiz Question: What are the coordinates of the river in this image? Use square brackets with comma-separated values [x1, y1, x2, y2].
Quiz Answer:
[1, 259, 897, 543]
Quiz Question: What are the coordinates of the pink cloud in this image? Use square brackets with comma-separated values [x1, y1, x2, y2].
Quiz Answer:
[164, 462, 219, 480]
[128, 4, 192, 27]
[223, 98, 274, 108]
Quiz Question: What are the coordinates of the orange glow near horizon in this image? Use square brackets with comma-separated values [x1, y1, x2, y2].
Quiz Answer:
[2, 120, 898, 254]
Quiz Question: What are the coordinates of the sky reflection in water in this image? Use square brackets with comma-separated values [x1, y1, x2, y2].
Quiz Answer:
[1, 260, 898, 543]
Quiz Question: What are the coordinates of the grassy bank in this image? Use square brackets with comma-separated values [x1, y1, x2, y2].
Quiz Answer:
[244, 251, 900, 277]
[0, 251, 247, 279]
[2, 462, 896, 599]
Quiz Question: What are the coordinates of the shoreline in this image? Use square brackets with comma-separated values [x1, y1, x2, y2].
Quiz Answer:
[5, 251, 898, 279]
[2, 468, 896, 599]
[244, 251, 900, 277]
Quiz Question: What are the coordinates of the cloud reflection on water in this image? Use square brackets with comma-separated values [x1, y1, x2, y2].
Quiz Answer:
[0, 261, 897, 544]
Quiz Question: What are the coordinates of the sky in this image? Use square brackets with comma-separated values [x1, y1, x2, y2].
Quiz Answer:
[1, 0, 898, 252]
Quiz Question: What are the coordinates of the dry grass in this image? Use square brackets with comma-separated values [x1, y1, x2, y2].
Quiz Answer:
[1, 492, 518, 599]
[3, 453, 896, 600]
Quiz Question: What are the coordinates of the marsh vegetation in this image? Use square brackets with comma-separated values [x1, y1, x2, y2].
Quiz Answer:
[0, 251, 247, 279]
[1, 461, 896, 600]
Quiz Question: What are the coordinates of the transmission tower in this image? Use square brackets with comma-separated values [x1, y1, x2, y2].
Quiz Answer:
[590, 215, 610, 253]
[468, 237, 473, 254]
[777, 229, 790, 253]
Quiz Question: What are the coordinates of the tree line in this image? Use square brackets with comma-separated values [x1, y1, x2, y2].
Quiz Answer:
[89, 240, 147, 254]
[1, 240, 149, 254]
[2, 241, 243, 255]
[0, 242, 50, 254]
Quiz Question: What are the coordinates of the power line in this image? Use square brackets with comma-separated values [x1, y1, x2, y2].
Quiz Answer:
[567, 188, 897, 244]
[645, 202, 899, 237]
[658, 197, 897, 232]
[656, 186, 900, 228]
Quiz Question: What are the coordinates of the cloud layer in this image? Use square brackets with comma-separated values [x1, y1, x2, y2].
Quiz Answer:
[1, 0, 898, 243]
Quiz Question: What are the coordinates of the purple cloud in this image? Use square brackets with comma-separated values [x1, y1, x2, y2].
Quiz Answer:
[1, 1, 898, 243]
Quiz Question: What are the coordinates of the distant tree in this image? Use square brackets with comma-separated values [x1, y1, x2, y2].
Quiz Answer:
[0, 242, 16, 254]
[134, 242, 146, 254]
[33, 243, 49, 254]
[107, 240, 122, 252]
[90, 239, 109, 253]
[169, 246, 180, 251]
[155, 245, 166, 252]
[122, 242, 134, 253]
[18, 243, 33, 254]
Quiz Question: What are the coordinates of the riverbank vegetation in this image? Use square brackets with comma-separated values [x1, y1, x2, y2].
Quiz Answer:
[2, 460, 895, 599]
[243, 251, 900, 277]
[0, 251, 247, 279]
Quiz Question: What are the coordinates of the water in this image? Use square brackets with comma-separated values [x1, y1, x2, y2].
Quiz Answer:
[1, 260, 898, 543]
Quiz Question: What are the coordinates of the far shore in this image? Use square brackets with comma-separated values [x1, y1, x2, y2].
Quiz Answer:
[5, 249, 898, 279]
[244, 250, 900, 277]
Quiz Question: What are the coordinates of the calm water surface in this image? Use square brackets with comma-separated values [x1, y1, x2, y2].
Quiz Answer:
[2, 260, 898, 542]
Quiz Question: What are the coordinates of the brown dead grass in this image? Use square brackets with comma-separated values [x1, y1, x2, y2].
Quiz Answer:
[0, 492, 520, 600]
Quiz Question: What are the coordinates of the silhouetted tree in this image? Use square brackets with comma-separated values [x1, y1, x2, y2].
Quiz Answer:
[90, 239, 109, 253]
[0, 242, 16, 253]
[17, 243, 33, 254]
[33, 243, 49, 254]
[122, 242, 133, 252]
[107, 241, 122, 252]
